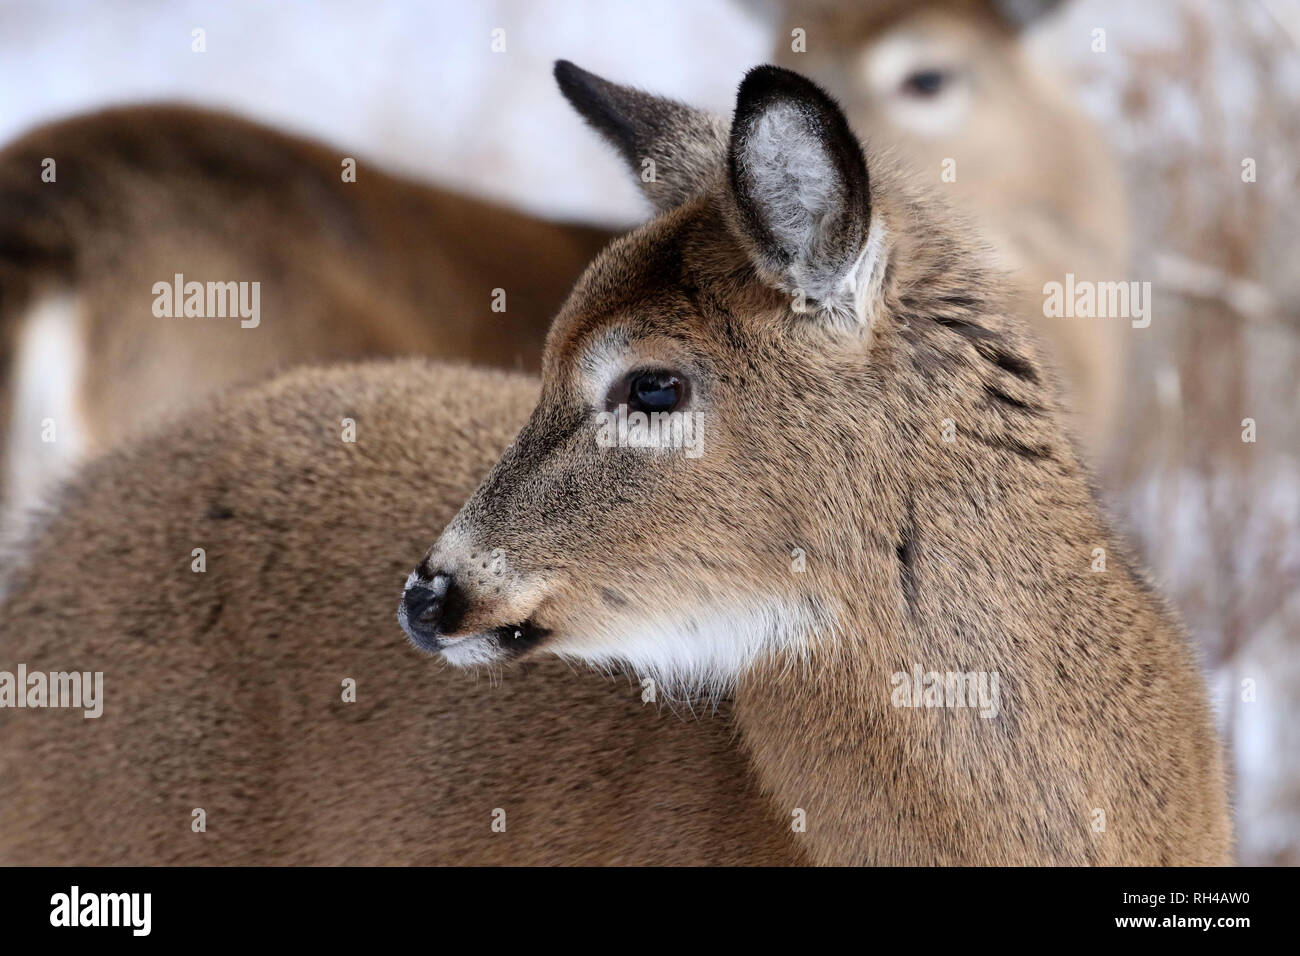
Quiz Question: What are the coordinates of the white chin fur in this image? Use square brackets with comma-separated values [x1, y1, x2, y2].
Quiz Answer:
[436, 599, 827, 702]
[439, 633, 505, 667]
[549, 598, 822, 701]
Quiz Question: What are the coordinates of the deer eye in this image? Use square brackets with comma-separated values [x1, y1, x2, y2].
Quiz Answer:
[616, 370, 686, 414]
[900, 69, 949, 97]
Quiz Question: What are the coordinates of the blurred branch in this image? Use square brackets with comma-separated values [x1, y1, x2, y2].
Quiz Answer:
[1154, 251, 1296, 331]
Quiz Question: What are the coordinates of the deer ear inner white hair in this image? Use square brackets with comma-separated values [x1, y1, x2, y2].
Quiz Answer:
[726, 65, 876, 323]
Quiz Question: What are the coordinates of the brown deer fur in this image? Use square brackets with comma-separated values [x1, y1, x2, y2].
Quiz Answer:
[0, 362, 798, 865]
[0, 64, 1228, 865]
[0, 104, 611, 511]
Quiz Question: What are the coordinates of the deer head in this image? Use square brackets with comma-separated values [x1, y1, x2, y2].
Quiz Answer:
[398, 61, 1055, 693]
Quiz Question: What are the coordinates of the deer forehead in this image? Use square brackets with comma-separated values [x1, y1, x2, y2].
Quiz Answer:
[544, 213, 762, 383]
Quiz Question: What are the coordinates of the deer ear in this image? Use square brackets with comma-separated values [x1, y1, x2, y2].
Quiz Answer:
[727, 65, 881, 328]
[554, 60, 727, 212]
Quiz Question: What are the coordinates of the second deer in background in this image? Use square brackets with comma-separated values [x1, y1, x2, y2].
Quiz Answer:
[0, 105, 612, 519]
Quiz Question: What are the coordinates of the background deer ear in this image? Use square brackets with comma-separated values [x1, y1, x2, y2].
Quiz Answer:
[726, 65, 879, 328]
[554, 60, 727, 212]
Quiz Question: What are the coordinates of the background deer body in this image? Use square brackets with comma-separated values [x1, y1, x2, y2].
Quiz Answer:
[1, 64, 1227, 865]
[0, 361, 800, 865]
[0, 105, 612, 517]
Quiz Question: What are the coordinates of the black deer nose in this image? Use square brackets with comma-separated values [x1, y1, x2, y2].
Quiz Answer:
[399, 572, 458, 651]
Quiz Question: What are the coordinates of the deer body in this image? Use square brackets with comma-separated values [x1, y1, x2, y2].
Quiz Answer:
[0, 362, 799, 865]
[0, 105, 612, 515]
[0, 65, 1228, 865]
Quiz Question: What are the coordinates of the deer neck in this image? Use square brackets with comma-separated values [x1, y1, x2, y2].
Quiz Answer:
[730, 314, 1124, 864]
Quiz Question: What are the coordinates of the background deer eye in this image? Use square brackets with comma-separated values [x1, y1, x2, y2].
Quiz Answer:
[626, 370, 685, 414]
[900, 69, 949, 97]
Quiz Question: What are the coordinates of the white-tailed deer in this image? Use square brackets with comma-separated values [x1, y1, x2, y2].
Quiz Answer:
[763, 0, 1131, 457]
[0, 64, 1228, 865]
[0, 105, 612, 516]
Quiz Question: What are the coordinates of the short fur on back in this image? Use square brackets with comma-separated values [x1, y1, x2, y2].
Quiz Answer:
[0, 362, 799, 865]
